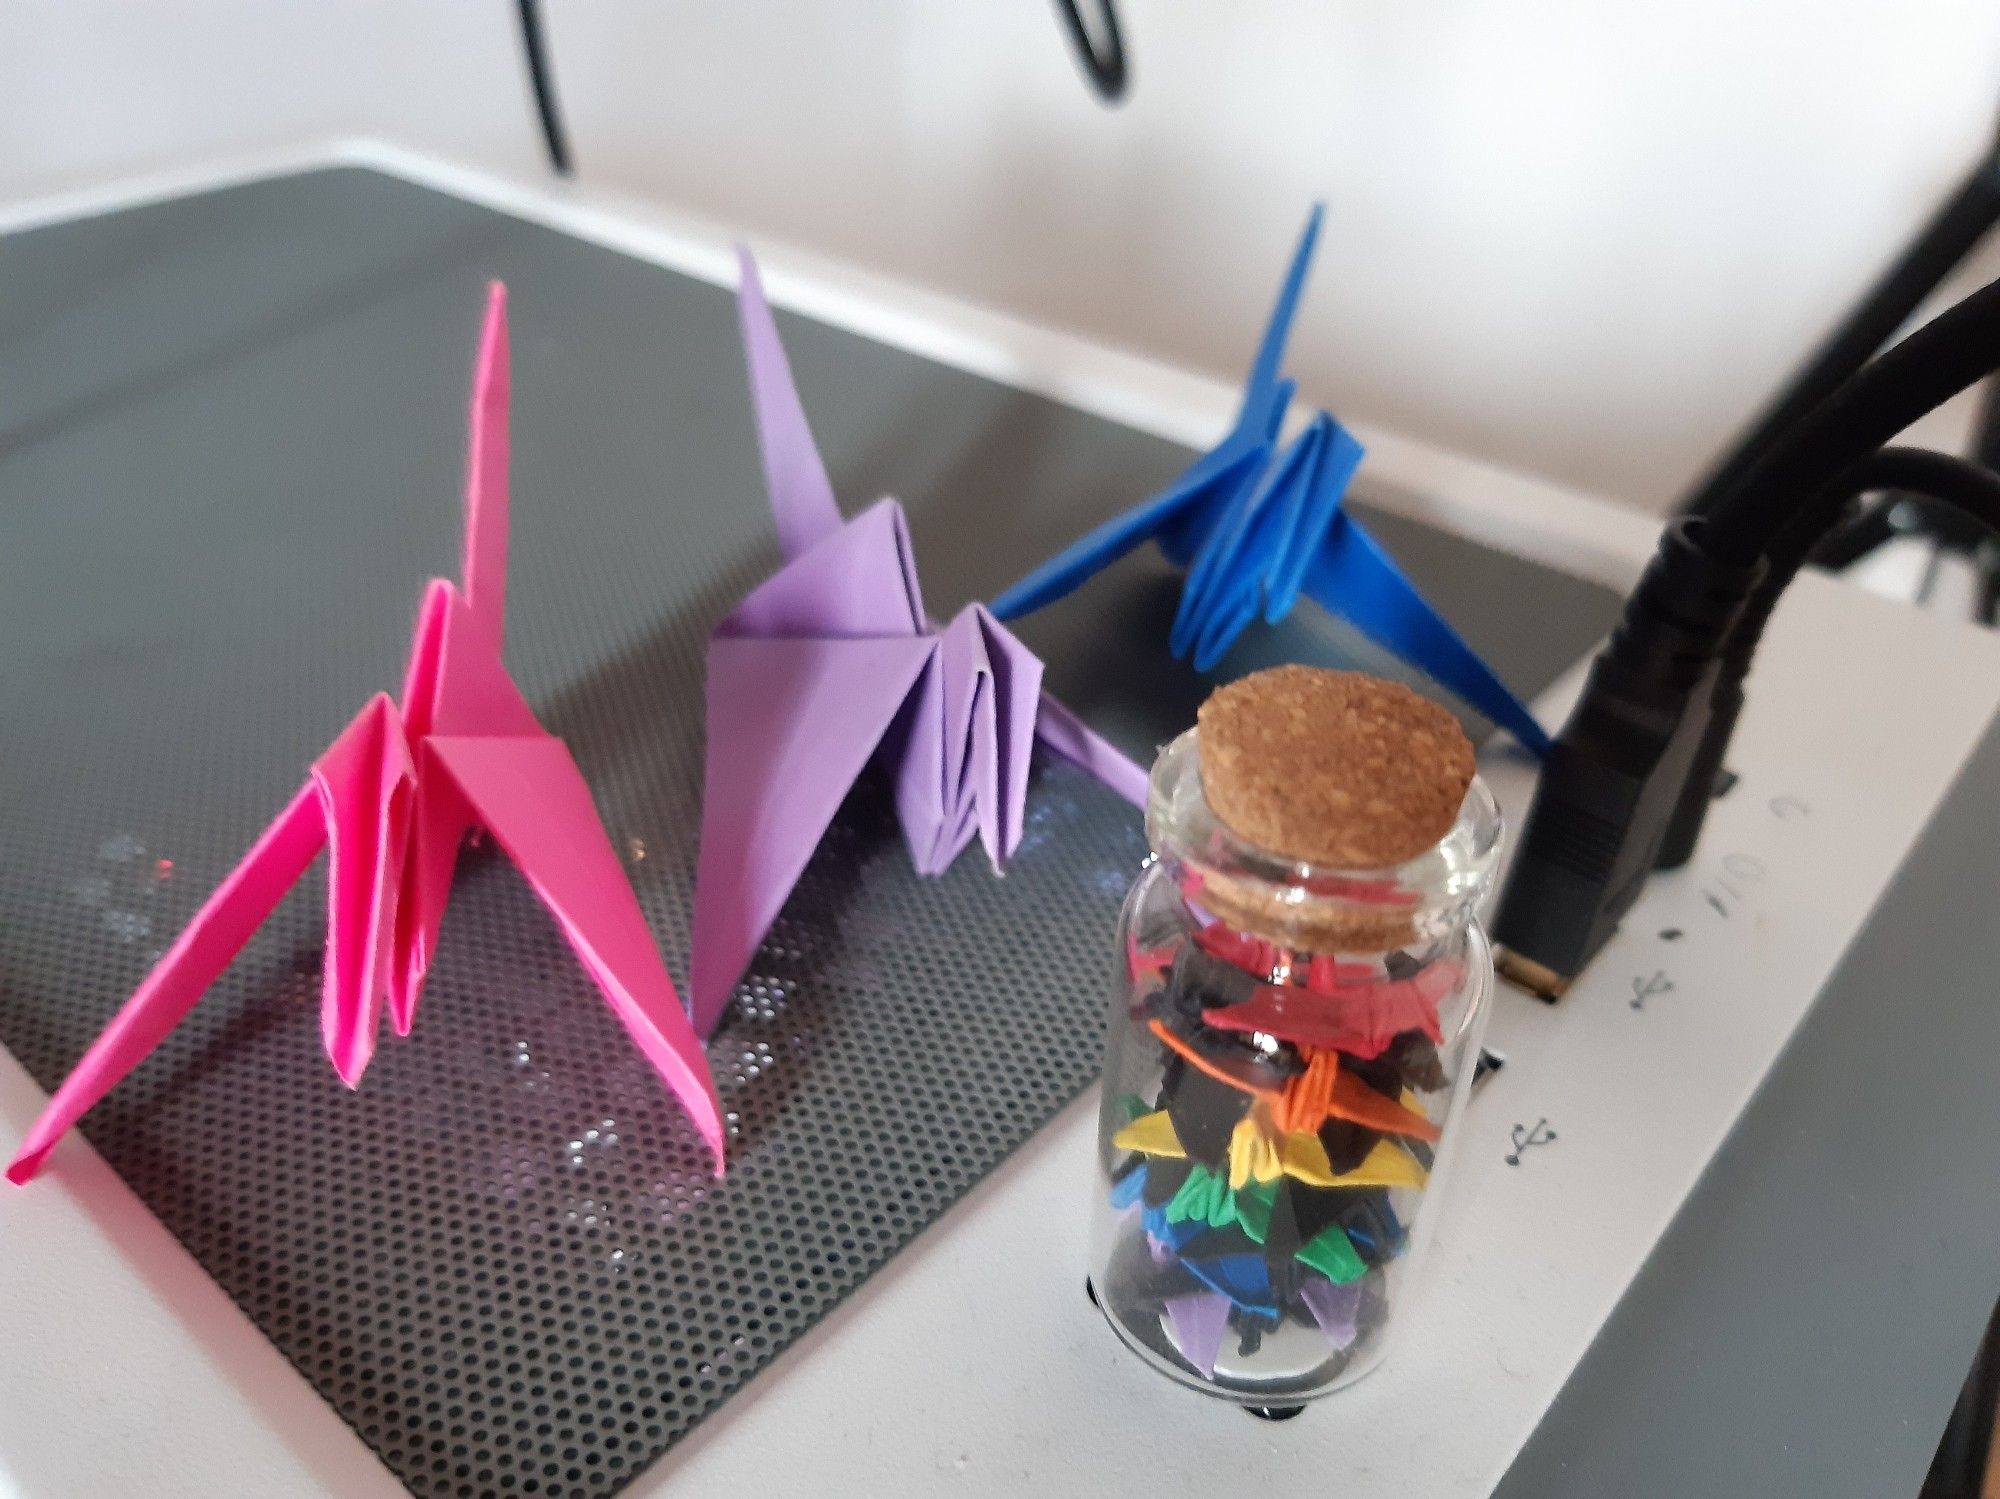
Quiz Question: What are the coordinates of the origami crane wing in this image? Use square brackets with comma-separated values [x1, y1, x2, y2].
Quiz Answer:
[969, 606, 1045, 866]
[692, 477, 943, 1035]
[1166, 409, 1547, 749]
[1164, 1292, 1234, 1379]
[1265, 416, 1365, 620]
[317, 692, 417, 1083]
[427, 734, 726, 1167]
[397, 572, 728, 1174]
[691, 630, 939, 1035]
[899, 606, 1046, 874]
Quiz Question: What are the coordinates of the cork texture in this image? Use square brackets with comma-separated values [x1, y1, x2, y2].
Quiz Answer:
[1196, 665, 1475, 868]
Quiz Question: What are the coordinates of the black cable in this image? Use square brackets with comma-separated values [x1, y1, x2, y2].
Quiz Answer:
[1700, 273, 2000, 567]
[1679, 140, 2000, 520]
[1053, 0, 1128, 103]
[1810, 233, 2000, 575]
[1716, 446, 2000, 702]
[1657, 448, 2000, 869]
[1975, 352, 2000, 471]
[1920, 1295, 2000, 1499]
[1977, 539, 2000, 624]
[515, 0, 573, 177]
[1766, 447, 2000, 594]
[1806, 491, 1902, 570]
[1499, 277, 2000, 987]
[1493, 435, 2000, 987]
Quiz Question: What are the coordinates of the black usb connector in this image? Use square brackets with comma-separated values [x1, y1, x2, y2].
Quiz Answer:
[1492, 522, 1759, 998]
[1494, 272, 2000, 997]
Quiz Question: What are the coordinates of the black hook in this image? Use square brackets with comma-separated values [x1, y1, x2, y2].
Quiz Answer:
[515, 0, 574, 177]
[1053, 0, 1129, 103]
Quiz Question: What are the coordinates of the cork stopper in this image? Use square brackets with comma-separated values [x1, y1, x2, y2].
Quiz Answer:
[1196, 666, 1475, 868]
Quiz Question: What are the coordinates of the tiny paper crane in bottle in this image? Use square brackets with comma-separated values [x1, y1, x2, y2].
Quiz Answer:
[8, 285, 726, 1183]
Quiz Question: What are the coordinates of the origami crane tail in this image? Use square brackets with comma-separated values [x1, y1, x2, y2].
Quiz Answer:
[737, 246, 845, 562]
[986, 500, 1166, 621]
[425, 735, 729, 1173]
[1302, 518, 1552, 756]
[7, 781, 328, 1185]
[462, 282, 511, 645]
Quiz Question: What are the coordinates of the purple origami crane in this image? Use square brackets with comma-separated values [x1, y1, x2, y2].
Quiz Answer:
[686, 251, 1149, 1036]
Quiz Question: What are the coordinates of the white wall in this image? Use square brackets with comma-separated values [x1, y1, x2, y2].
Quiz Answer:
[5, 0, 555, 197]
[7, 1, 2000, 514]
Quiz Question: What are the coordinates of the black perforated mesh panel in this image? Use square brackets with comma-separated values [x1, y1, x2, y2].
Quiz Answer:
[8, 758, 1137, 1499]
[0, 169, 1619, 1498]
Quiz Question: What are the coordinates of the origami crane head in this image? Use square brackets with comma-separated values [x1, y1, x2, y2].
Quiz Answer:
[989, 206, 1550, 756]
[10, 286, 726, 1183]
[686, 251, 1146, 1037]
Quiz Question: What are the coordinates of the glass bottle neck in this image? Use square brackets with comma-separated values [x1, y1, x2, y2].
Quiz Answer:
[1144, 728, 1502, 963]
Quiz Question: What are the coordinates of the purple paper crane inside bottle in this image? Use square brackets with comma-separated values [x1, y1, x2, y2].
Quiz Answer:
[686, 250, 1149, 1036]
[9, 285, 726, 1184]
[989, 205, 1550, 756]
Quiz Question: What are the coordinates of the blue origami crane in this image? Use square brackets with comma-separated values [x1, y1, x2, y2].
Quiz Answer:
[989, 207, 1549, 756]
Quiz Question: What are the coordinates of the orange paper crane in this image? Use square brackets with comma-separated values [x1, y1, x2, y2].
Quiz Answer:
[8, 284, 725, 1184]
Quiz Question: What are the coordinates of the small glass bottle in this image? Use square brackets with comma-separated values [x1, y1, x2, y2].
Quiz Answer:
[1089, 723, 1501, 1407]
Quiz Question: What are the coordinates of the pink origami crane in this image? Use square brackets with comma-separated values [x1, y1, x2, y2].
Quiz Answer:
[9, 284, 726, 1184]
[686, 250, 1149, 1035]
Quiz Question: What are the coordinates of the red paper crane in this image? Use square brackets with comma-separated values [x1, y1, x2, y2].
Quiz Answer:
[8, 285, 726, 1184]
